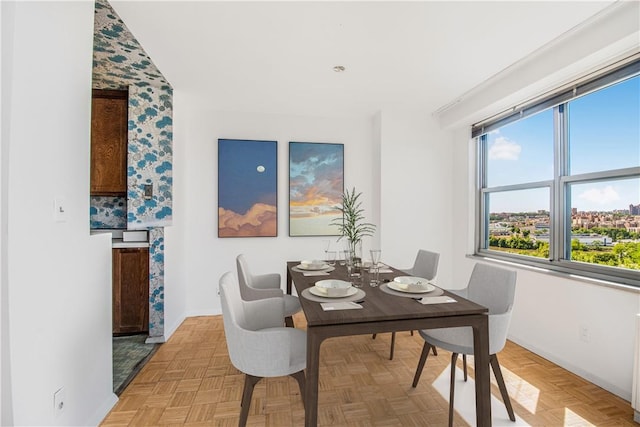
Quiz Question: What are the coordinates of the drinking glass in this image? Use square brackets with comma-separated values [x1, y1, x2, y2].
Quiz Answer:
[340, 249, 349, 266]
[370, 249, 382, 287]
[345, 250, 362, 288]
[326, 251, 337, 266]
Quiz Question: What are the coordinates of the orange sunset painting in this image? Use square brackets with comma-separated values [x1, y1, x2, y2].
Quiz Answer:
[218, 139, 277, 237]
[289, 142, 344, 236]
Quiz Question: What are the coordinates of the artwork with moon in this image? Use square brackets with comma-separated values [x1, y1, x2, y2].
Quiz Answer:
[289, 141, 344, 236]
[218, 139, 277, 237]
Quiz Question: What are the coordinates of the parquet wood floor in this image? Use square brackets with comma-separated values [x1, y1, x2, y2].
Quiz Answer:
[100, 314, 635, 426]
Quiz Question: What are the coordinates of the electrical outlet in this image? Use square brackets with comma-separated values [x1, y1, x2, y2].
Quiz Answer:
[53, 387, 65, 416]
[144, 184, 153, 200]
[579, 324, 590, 343]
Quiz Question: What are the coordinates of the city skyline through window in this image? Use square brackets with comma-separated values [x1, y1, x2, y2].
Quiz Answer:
[477, 66, 640, 280]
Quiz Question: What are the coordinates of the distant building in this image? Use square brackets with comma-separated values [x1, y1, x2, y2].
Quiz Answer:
[630, 204, 640, 215]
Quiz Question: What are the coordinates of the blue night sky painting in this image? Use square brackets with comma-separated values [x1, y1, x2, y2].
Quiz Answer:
[218, 139, 277, 237]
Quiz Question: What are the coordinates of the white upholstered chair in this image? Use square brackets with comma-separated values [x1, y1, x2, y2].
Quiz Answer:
[219, 271, 306, 427]
[411, 263, 517, 427]
[236, 254, 301, 327]
[374, 249, 440, 360]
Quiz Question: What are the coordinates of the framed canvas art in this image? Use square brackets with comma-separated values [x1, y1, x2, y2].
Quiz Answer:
[218, 139, 277, 237]
[289, 141, 344, 236]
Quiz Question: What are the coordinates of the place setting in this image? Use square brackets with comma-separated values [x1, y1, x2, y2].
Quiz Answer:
[301, 279, 366, 310]
[380, 275, 456, 304]
[291, 257, 336, 276]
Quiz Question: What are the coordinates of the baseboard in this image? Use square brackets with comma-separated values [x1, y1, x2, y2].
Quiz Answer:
[508, 335, 631, 402]
[185, 308, 222, 317]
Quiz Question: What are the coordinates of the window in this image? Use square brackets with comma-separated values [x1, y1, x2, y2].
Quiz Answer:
[475, 59, 640, 286]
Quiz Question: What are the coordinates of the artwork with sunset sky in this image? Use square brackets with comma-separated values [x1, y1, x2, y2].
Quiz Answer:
[289, 142, 344, 236]
[218, 139, 277, 237]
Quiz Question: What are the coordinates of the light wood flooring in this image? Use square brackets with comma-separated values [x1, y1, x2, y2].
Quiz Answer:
[101, 313, 635, 426]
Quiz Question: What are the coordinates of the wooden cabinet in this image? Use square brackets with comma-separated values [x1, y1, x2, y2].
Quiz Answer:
[91, 89, 128, 195]
[112, 247, 149, 335]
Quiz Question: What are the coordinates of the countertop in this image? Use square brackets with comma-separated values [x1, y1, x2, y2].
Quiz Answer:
[112, 238, 149, 249]
[91, 229, 149, 248]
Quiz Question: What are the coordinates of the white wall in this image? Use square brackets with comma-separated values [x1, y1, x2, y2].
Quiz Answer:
[1, 2, 15, 424]
[169, 96, 376, 316]
[4, 2, 117, 425]
[379, 109, 455, 288]
[163, 89, 188, 338]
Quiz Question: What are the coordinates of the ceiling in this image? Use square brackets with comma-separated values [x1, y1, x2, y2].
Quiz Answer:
[109, 1, 615, 118]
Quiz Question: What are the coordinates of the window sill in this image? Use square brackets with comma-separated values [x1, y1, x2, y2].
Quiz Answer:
[467, 253, 640, 294]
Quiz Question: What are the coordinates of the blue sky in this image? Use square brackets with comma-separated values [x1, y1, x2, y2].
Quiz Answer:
[218, 139, 277, 214]
[487, 75, 639, 213]
[289, 142, 343, 215]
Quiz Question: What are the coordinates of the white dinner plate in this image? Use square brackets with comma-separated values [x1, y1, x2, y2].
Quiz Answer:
[308, 285, 358, 298]
[388, 279, 435, 294]
[296, 263, 331, 271]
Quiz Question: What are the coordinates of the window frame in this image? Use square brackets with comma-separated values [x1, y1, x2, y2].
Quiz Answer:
[474, 58, 640, 287]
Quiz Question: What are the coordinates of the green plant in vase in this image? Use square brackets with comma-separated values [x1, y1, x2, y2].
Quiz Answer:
[331, 187, 376, 268]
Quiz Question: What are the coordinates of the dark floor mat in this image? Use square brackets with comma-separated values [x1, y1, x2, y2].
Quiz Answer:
[113, 334, 159, 395]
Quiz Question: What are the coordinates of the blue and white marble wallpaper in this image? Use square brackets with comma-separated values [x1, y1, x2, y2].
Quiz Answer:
[90, 196, 127, 229]
[92, 0, 170, 90]
[148, 228, 164, 338]
[128, 85, 173, 228]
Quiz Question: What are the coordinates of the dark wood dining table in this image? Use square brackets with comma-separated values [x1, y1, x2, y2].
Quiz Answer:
[286, 261, 492, 427]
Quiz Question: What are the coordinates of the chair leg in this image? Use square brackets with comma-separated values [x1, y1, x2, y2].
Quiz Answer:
[490, 354, 516, 422]
[432, 346, 438, 356]
[449, 353, 458, 427]
[389, 332, 396, 360]
[285, 315, 294, 328]
[240, 374, 261, 427]
[462, 354, 468, 381]
[290, 370, 306, 409]
[412, 342, 432, 387]
[372, 333, 377, 339]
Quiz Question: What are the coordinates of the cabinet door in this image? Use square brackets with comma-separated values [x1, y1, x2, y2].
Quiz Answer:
[91, 90, 128, 195]
[113, 248, 149, 335]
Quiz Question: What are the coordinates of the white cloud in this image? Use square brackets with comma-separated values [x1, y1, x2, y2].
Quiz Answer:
[578, 185, 620, 205]
[489, 137, 521, 161]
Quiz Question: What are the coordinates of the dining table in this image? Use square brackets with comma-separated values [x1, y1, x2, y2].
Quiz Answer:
[286, 260, 492, 427]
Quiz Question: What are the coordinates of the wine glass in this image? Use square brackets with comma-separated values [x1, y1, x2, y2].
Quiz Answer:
[321, 239, 330, 260]
[370, 249, 382, 286]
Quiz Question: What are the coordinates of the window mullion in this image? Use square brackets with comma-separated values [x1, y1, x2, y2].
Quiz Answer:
[477, 135, 488, 252]
[552, 104, 565, 262]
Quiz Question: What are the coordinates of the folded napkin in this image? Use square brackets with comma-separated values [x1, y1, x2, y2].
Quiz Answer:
[377, 268, 393, 273]
[320, 301, 363, 311]
[303, 271, 330, 277]
[418, 296, 456, 304]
